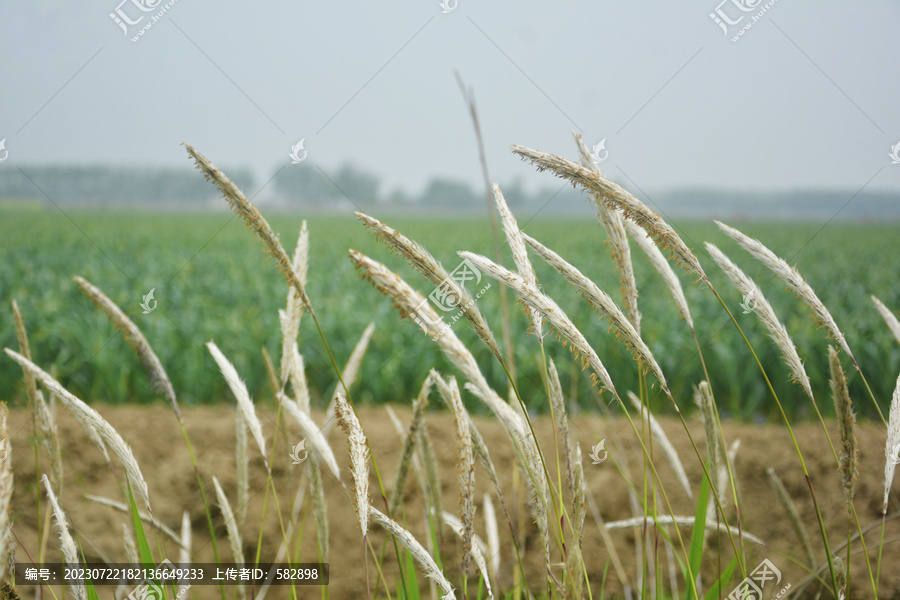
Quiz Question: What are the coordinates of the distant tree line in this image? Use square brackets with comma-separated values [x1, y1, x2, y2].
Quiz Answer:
[1, 163, 898, 218]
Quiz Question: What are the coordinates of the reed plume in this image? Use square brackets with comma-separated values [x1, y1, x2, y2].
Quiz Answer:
[278, 393, 341, 480]
[184, 143, 313, 312]
[494, 183, 543, 342]
[458, 251, 619, 398]
[369, 506, 456, 600]
[5, 350, 151, 513]
[356, 211, 501, 360]
[74, 276, 181, 420]
[0, 405, 11, 584]
[884, 375, 900, 514]
[872, 295, 900, 346]
[523, 233, 668, 393]
[207, 342, 268, 467]
[335, 393, 370, 535]
[715, 220, 852, 359]
[627, 392, 692, 498]
[829, 346, 857, 504]
[389, 376, 431, 516]
[705, 243, 814, 401]
[511, 144, 707, 282]
[434, 374, 476, 577]
[623, 220, 693, 328]
[42, 475, 86, 600]
[573, 131, 641, 333]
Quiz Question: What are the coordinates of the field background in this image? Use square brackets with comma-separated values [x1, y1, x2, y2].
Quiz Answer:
[2, 206, 898, 421]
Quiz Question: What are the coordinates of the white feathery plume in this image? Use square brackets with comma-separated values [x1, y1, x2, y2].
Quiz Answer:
[6, 350, 151, 513]
[369, 506, 456, 600]
[494, 183, 543, 342]
[705, 242, 815, 401]
[207, 342, 268, 465]
[624, 220, 693, 328]
[212, 476, 245, 599]
[441, 511, 493, 599]
[278, 392, 341, 480]
[522, 233, 668, 393]
[483, 493, 500, 582]
[335, 393, 370, 535]
[512, 144, 707, 282]
[574, 131, 641, 333]
[604, 515, 765, 545]
[872, 296, 900, 346]
[43, 474, 87, 600]
[627, 392, 692, 498]
[883, 375, 900, 514]
[715, 220, 852, 358]
[458, 251, 618, 397]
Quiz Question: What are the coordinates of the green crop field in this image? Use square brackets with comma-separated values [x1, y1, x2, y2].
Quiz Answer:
[2, 206, 898, 420]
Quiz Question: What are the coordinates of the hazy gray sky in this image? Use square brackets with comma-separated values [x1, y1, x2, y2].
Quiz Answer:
[2, 1, 899, 200]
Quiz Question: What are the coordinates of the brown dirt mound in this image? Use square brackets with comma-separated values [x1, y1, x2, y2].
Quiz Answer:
[6, 404, 900, 599]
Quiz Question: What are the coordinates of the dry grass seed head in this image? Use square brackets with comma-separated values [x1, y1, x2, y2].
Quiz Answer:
[883, 375, 900, 514]
[523, 233, 668, 393]
[5, 350, 151, 512]
[705, 242, 814, 401]
[74, 276, 180, 420]
[511, 144, 707, 282]
[715, 220, 852, 359]
[335, 393, 370, 534]
[573, 131, 641, 334]
[355, 212, 502, 361]
[828, 346, 857, 504]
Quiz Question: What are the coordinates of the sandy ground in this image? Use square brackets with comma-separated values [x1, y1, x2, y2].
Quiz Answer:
[5, 403, 900, 599]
